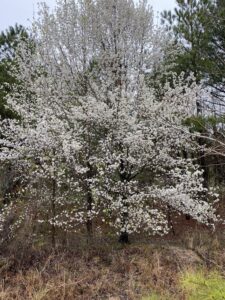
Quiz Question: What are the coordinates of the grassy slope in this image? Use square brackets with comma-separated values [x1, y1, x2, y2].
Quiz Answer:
[0, 226, 224, 300]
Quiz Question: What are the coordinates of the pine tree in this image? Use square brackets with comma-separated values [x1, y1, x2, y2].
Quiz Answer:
[0, 24, 28, 119]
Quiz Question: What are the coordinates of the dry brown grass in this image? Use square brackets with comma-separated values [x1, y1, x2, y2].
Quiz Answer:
[0, 227, 224, 300]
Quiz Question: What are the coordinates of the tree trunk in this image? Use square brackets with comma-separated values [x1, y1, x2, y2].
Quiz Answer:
[118, 203, 129, 244]
[51, 178, 56, 248]
[196, 98, 209, 188]
[86, 188, 93, 237]
[118, 159, 130, 244]
[119, 231, 129, 243]
[167, 205, 175, 235]
[86, 162, 94, 238]
[199, 139, 209, 188]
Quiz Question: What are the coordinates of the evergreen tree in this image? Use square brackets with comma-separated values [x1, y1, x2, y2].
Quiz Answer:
[162, 0, 225, 112]
[162, 0, 225, 186]
[0, 24, 28, 119]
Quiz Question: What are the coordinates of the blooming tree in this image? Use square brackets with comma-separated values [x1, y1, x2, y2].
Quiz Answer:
[0, 0, 218, 244]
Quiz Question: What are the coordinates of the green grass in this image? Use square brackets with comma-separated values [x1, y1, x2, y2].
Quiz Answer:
[142, 293, 164, 300]
[143, 269, 225, 300]
[181, 270, 225, 300]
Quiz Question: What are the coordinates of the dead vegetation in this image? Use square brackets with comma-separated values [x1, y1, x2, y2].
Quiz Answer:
[0, 225, 224, 300]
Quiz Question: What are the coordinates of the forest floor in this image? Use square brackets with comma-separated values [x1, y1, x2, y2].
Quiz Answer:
[0, 217, 225, 300]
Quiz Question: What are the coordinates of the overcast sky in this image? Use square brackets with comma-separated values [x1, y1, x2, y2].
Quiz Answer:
[0, 0, 176, 32]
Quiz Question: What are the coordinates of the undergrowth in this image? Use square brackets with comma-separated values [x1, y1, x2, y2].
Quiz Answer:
[0, 228, 224, 299]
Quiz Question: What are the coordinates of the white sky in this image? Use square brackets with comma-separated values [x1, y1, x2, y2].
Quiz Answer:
[0, 0, 176, 32]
